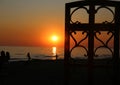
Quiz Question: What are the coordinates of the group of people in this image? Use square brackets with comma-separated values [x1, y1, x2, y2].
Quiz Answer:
[0, 50, 10, 64]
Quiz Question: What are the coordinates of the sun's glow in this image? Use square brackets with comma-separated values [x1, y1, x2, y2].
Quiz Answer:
[51, 36, 58, 41]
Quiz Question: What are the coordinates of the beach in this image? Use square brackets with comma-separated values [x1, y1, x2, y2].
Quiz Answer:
[0, 59, 64, 85]
[0, 59, 120, 85]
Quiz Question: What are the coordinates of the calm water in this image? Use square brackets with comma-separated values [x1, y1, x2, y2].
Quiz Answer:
[0, 46, 64, 61]
[0, 46, 117, 61]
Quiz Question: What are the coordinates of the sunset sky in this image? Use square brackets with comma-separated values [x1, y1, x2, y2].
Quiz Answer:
[0, 0, 78, 47]
[0, 0, 119, 47]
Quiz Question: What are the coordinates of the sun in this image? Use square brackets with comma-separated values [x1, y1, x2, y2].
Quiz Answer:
[51, 35, 58, 41]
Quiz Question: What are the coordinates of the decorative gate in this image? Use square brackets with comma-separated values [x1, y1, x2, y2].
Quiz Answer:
[64, 0, 120, 85]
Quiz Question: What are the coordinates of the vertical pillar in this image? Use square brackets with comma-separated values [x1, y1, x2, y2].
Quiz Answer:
[113, 5, 120, 85]
[64, 4, 70, 85]
[88, 3, 95, 85]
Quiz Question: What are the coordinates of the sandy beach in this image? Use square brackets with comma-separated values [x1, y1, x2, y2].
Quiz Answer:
[0, 59, 64, 85]
[0, 59, 120, 85]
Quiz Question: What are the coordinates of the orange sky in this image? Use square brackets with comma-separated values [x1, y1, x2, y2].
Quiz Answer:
[0, 0, 118, 47]
[0, 0, 78, 47]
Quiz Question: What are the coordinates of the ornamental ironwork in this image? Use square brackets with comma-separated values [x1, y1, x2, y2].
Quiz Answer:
[64, 0, 120, 85]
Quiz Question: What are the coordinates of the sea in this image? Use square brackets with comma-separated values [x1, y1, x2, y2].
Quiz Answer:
[0, 46, 64, 61]
[0, 46, 119, 61]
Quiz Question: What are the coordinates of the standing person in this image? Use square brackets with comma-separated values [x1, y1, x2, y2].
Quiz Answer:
[55, 54, 58, 61]
[27, 52, 31, 61]
[6, 51, 10, 63]
[0, 50, 6, 70]
[0, 50, 6, 63]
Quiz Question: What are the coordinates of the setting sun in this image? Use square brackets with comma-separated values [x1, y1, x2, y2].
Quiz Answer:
[51, 36, 58, 41]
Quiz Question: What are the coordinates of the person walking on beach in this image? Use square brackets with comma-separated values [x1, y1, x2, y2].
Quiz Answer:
[27, 52, 31, 61]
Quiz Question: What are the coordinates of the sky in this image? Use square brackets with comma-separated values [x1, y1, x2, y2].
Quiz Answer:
[0, 0, 119, 47]
[0, 0, 79, 47]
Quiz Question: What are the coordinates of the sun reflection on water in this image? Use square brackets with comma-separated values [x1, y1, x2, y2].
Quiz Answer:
[51, 47, 57, 60]
[52, 47, 56, 56]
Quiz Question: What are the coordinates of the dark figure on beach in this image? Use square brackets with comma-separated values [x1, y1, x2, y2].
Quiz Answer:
[0, 50, 6, 62]
[27, 52, 31, 61]
[55, 54, 58, 60]
[6, 51, 10, 62]
[0, 50, 6, 70]
[0, 51, 10, 64]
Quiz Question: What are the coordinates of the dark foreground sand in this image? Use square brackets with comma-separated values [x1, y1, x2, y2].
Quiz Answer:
[0, 59, 120, 85]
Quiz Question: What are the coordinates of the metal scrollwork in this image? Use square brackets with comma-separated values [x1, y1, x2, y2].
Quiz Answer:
[95, 6, 115, 23]
[94, 31, 114, 57]
[70, 6, 89, 24]
[65, 1, 120, 85]
[70, 31, 88, 57]
[65, 1, 120, 62]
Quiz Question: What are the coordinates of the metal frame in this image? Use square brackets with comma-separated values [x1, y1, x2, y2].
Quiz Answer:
[64, 0, 120, 85]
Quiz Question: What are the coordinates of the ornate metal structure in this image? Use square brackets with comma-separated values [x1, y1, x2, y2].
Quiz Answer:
[64, 0, 120, 85]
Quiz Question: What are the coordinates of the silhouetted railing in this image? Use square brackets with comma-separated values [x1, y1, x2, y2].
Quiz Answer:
[64, 0, 120, 85]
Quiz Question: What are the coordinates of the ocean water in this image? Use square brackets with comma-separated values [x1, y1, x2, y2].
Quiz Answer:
[0, 46, 118, 61]
[0, 46, 64, 61]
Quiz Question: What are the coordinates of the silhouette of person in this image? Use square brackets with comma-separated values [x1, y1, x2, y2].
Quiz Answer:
[27, 52, 31, 61]
[0, 50, 6, 70]
[55, 54, 58, 61]
[6, 51, 10, 62]
[0, 50, 6, 62]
